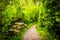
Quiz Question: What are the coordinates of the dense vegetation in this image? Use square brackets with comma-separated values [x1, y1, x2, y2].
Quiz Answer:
[0, 0, 60, 40]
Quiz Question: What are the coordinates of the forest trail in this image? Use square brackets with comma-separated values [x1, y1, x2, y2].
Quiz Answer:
[23, 25, 42, 40]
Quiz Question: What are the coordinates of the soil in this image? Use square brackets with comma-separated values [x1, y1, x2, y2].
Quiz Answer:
[23, 25, 42, 40]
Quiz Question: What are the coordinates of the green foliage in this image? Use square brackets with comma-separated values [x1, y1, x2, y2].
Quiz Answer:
[0, 0, 60, 40]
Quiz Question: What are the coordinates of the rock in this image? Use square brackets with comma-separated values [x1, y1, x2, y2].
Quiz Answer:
[14, 22, 24, 25]
[8, 22, 27, 36]
[12, 25, 17, 29]
[14, 22, 27, 29]
[9, 29, 20, 33]
[8, 29, 20, 36]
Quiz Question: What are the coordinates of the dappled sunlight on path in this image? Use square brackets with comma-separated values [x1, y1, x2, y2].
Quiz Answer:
[23, 25, 42, 40]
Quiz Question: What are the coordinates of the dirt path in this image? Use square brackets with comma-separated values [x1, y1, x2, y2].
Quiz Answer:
[23, 25, 42, 40]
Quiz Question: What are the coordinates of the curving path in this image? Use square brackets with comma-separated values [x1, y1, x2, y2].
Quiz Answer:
[23, 25, 42, 40]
